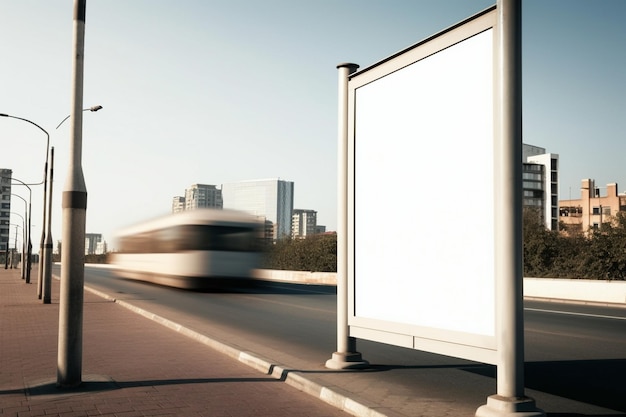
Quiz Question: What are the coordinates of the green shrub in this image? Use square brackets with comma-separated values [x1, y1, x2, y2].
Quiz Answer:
[262, 234, 337, 272]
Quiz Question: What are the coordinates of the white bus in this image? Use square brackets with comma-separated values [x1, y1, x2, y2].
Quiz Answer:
[110, 209, 264, 290]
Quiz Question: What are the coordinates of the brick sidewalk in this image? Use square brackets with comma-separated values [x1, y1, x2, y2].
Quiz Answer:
[0, 267, 348, 417]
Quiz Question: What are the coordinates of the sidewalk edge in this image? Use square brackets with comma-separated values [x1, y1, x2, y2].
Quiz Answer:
[81, 281, 396, 417]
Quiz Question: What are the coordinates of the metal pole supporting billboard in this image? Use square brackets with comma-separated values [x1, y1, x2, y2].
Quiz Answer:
[57, 0, 87, 388]
[326, 63, 369, 370]
[476, 1, 543, 415]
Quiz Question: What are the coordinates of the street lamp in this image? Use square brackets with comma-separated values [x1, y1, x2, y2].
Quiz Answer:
[11, 195, 29, 279]
[0, 112, 50, 298]
[9, 223, 23, 269]
[56, 105, 102, 129]
[0, 105, 101, 301]
[58, 0, 89, 387]
[7, 214, 24, 270]
[50, 104, 101, 305]
[9, 177, 32, 283]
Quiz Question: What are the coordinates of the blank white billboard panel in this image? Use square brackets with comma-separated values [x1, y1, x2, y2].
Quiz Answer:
[348, 9, 497, 364]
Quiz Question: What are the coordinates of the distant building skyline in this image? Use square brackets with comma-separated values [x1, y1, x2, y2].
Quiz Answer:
[522, 144, 559, 230]
[0, 169, 12, 253]
[222, 179, 294, 240]
[85, 233, 107, 255]
[559, 180, 626, 234]
[184, 184, 223, 211]
[172, 184, 223, 213]
[292, 209, 317, 239]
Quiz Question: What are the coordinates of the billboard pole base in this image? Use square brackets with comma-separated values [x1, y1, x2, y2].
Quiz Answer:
[476, 395, 545, 417]
[325, 351, 369, 370]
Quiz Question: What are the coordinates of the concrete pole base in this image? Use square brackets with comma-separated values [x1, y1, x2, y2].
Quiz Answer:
[476, 395, 545, 417]
[325, 351, 369, 370]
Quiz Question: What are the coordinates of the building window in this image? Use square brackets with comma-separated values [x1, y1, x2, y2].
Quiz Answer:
[551, 159, 557, 170]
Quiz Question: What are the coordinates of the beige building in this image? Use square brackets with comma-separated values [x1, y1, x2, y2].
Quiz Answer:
[559, 179, 626, 234]
[291, 209, 317, 239]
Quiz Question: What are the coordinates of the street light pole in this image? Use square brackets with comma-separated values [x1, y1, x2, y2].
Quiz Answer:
[42, 147, 54, 304]
[9, 214, 24, 271]
[11, 195, 29, 279]
[58, 0, 87, 388]
[10, 223, 22, 269]
[9, 178, 32, 283]
[0, 113, 50, 297]
[56, 105, 102, 130]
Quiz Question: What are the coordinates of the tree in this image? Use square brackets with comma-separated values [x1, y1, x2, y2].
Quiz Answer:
[584, 212, 626, 280]
[262, 234, 337, 272]
[523, 208, 559, 277]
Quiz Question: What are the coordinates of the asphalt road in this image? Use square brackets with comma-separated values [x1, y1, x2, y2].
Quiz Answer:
[54, 265, 626, 414]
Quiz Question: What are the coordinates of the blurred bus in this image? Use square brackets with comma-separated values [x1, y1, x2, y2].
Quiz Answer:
[110, 209, 263, 290]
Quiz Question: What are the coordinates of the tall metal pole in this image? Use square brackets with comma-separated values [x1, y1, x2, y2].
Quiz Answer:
[9, 214, 24, 271]
[326, 63, 368, 370]
[8, 178, 32, 282]
[38, 156, 49, 299]
[51, 105, 102, 303]
[58, 0, 87, 388]
[476, 1, 543, 415]
[10, 196, 27, 279]
[42, 147, 54, 304]
[0, 113, 48, 294]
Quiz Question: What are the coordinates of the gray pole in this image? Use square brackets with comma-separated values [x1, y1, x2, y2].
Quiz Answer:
[476, 1, 543, 415]
[42, 147, 54, 304]
[9, 213, 25, 272]
[37, 159, 48, 299]
[326, 63, 368, 370]
[9, 180, 31, 281]
[57, 0, 87, 388]
[16, 201, 26, 279]
[26, 197, 32, 283]
[0, 113, 48, 293]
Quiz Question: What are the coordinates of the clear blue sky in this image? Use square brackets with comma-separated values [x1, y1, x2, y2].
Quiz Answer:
[1, 1, 625, 247]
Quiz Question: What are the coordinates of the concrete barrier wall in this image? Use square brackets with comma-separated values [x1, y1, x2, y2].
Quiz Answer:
[253, 269, 626, 306]
[251, 269, 337, 285]
[88, 264, 626, 306]
[524, 277, 626, 305]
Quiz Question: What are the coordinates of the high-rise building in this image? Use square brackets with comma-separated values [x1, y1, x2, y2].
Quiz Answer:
[172, 196, 186, 213]
[222, 178, 294, 240]
[292, 209, 317, 239]
[0, 169, 12, 253]
[522, 144, 559, 230]
[85, 233, 103, 255]
[184, 184, 223, 211]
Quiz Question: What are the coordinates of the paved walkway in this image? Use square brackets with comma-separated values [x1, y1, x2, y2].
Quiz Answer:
[0, 267, 349, 417]
[2, 266, 624, 417]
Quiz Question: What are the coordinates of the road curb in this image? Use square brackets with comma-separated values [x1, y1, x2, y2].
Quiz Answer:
[80, 280, 393, 417]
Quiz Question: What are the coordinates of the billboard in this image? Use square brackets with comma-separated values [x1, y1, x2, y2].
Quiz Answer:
[347, 7, 498, 364]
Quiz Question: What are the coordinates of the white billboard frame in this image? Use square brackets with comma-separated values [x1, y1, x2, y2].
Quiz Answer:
[347, 7, 499, 365]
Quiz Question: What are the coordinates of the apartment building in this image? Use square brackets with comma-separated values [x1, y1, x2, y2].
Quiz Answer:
[292, 209, 317, 239]
[184, 184, 223, 210]
[559, 179, 626, 234]
[172, 184, 222, 213]
[0, 169, 12, 253]
[171, 196, 186, 213]
[522, 144, 559, 230]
